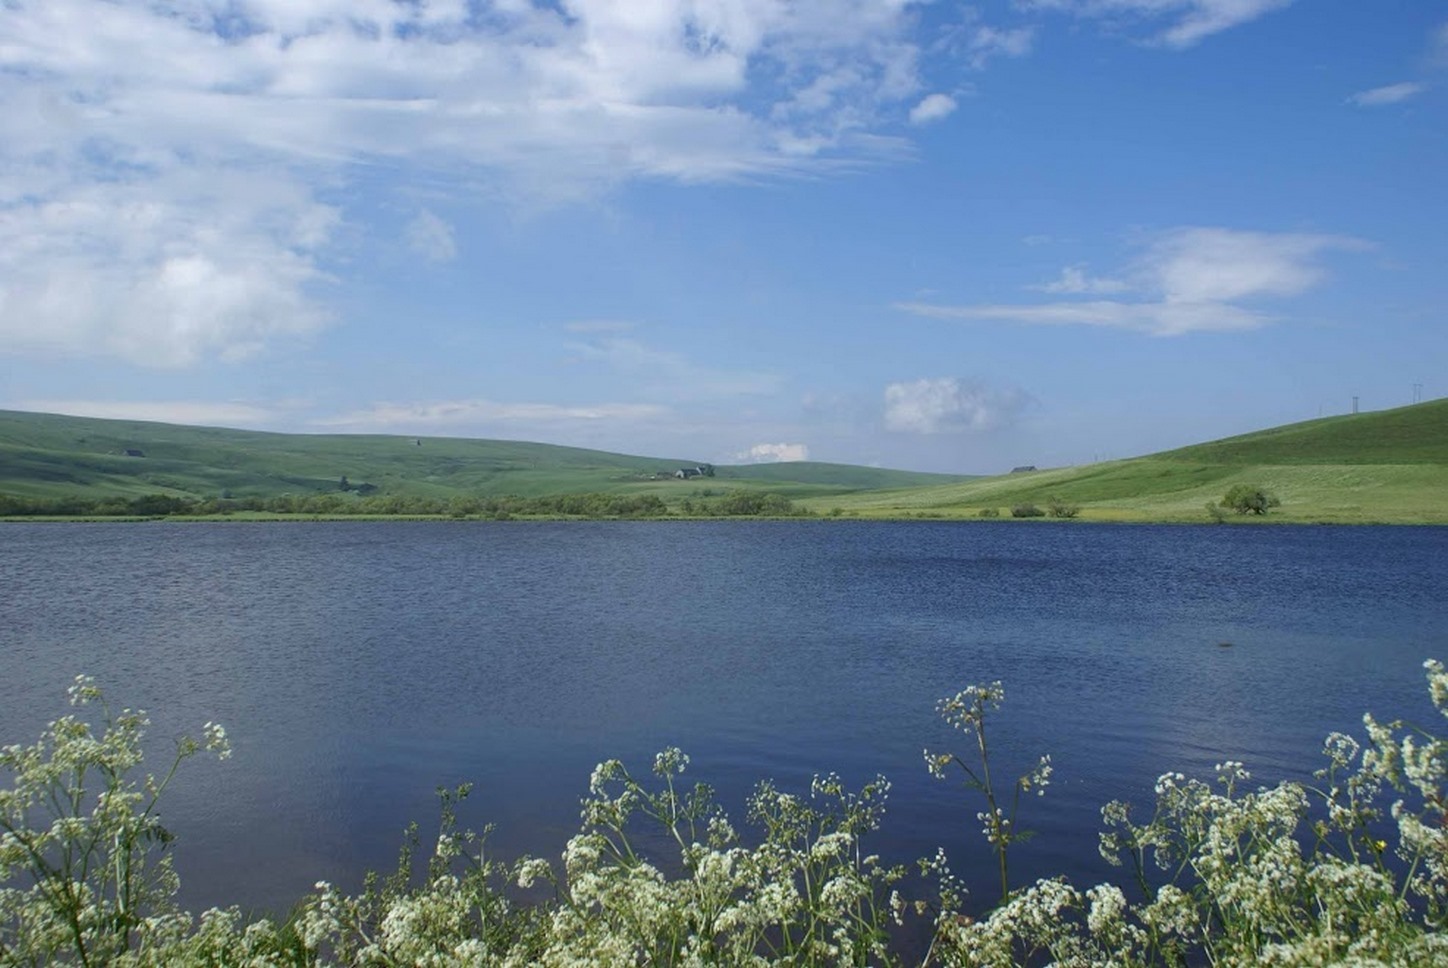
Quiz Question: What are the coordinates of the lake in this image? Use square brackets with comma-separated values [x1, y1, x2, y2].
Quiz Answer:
[2, 520, 1446, 916]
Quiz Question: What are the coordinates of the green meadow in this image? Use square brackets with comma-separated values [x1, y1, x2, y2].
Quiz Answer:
[2, 399, 1446, 522]
[0, 409, 968, 506]
[801, 399, 1448, 524]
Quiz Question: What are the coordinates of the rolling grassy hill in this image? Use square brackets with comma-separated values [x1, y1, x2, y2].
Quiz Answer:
[3, 402, 1445, 522]
[804, 399, 1448, 524]
[0, 409, 969, 503]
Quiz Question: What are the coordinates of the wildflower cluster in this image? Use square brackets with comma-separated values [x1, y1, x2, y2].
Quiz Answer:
[928, 659, 1448, 967]
[5, 665, 1448, 966]
[925, 681, 1052, 901]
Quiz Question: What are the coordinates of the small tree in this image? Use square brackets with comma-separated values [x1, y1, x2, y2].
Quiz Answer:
[1011, 503, 1045, 518]
[1221, 484, 1280, 515]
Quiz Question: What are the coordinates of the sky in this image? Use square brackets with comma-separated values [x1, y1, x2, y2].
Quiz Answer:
[1, 0, 1444, 474]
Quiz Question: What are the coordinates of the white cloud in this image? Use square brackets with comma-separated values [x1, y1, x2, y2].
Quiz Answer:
[884, 377, 1030, 434]
[1143, 227, 1362, 302]
[405, 210, 458, 262]
[899, 299, 1266, 334]
[1033, 265, 1130, 294]
[316, 399, 668, 430]
[1347, 82, 1427, 107]
[737, 442, 811, 462]
[14, 399, 283, 428]
[900, 227, 1367, 336]
[964, 25, 1036, 69]
[0, 0, 928, 365]
[1018, 0, 1295, 48]
[909, 93, 958, 125]
[0, 171, 335, 366]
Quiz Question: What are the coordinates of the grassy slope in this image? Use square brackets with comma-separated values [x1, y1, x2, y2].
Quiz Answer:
[806, 399, 1448, 524]
[0, 410, 968, 501]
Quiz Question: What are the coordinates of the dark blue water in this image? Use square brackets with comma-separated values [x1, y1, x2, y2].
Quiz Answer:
[2, 521, 1445, 915]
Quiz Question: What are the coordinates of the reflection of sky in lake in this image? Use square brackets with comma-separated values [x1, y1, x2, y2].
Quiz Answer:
[3, 521, 1445, 915]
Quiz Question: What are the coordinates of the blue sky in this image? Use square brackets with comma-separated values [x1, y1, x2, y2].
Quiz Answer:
[2, 1, 1444, 473]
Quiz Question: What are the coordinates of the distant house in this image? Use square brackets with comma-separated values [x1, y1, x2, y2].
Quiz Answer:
[123, 449, 145, 458]
[1010, 465, 1037, 473]
[674, 464, 716, 480]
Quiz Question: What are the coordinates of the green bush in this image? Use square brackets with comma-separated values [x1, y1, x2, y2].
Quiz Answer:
[1010, 502, 1045, 518]
[1046, 497, 1080, 519]
[1221, 484, 1281, 515]
[977, 507, 1000, 518]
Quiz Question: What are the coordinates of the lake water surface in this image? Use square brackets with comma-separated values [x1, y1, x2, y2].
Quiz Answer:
[3, 521, 1446, 915]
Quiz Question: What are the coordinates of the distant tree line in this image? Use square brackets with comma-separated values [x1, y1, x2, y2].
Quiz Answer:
[0, 490, 807, 520]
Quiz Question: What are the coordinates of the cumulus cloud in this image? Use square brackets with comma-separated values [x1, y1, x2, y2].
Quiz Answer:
[1347, 82, 1427, 107]
[1018, 0, 1295, 48]
[884, 378, 1030, 434]
[0, 0, 928, 365]
[737, 442, 811, 462]
[899, 227, 1367, 336]
[0, 171, 335, 366]
[909, 93, 958, 125]
[405, 210, 458, 262]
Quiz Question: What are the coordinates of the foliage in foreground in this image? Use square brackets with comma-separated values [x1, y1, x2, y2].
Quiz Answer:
[3, 665, 1447, 966]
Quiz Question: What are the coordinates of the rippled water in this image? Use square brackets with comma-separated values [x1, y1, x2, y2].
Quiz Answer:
[3, 521, 1446, 914]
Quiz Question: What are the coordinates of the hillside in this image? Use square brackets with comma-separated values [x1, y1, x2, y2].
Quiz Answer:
[807, 399, 1448, 524]
[0, 409, 968, 503]
[1157, 400, 1448, 465]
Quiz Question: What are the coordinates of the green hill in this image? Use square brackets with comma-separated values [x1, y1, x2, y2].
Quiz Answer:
[0, 409, 968, 504]
[1157, 401, 1448, 465]
[807, 399, 1448, 524]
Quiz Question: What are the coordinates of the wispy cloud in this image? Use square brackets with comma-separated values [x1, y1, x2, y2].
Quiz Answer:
[1347, 82, 1428, 107]
[563, 320, 638, 335]
[15, 399, 284, 428]
[1433, 20, 1448, 67]
[1032, 265, 1130, 294]
[405, 210, 458, 263]
[0, 0, 928, 366]
[964, 25, 1036, 69]
[1019, 0, 1296, 48]
[900, 227, 1367, 336]
[736, 442, 811, 462]
[564, 335, 783, 399]
[316, 399, 667, 431]
[884, 377, 1031, 434]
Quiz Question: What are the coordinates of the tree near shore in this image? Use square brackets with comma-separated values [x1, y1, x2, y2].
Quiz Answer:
[1221, 484, 1280, 515]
